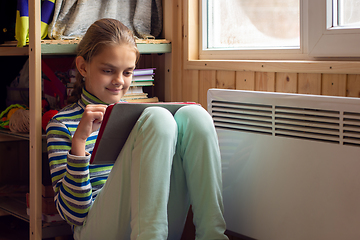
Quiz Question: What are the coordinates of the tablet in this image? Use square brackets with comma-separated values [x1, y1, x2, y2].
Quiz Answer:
[90, 102, 193, 164]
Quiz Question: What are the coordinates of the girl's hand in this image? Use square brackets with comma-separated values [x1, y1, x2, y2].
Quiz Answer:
[71, 104, 108, 156]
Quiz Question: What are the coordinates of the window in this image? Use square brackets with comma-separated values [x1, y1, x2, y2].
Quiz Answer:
[335, 0, 360, 28]
[205, 0, 300, 50]
[200, 0, 360, 60]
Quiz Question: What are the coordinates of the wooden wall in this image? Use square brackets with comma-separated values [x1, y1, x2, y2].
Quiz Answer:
[166, 0, 360, 109]
[177, 70, 360, 109]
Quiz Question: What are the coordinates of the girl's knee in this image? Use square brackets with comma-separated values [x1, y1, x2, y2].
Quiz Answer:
[175, 105, 215, 135]
[176, 105, 213, 125]
[139, 106, 177, 138]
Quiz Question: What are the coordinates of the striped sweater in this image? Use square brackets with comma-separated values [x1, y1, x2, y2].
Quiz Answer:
[46, 88, 114, 226]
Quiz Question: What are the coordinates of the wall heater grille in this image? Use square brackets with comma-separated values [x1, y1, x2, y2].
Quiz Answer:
[211, 99, 360, 146]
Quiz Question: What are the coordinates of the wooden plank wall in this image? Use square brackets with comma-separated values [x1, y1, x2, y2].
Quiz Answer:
[164, 0, 360, 109]
[177, 70, 360, 109]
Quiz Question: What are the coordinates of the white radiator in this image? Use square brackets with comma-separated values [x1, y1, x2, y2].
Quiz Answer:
[207, 89, 360, 240]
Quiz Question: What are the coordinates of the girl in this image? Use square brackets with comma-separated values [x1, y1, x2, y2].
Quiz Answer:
[46, 18, 228, 240]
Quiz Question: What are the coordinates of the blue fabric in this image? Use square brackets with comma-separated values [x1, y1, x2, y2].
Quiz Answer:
[15, 0, 55, 47]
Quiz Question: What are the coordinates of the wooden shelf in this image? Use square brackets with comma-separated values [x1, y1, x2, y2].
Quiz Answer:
[0, 47, 28, 56]
[0, 129, 46, 141]
[0, 196, 72, 238]
[0, 196, 28, 222]
[0, 130, 47, 155]
[0, 39, 172, 56]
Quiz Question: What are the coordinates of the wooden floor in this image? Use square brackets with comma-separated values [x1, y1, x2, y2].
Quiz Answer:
[0, 214, 246, 240]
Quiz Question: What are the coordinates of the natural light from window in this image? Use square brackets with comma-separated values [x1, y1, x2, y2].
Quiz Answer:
[200, 0, 360, 59]
[334, 0, 360, 28]
[205, 0, 300, 50]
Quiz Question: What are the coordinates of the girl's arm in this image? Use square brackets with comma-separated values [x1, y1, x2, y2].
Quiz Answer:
[46, 105, 106, 226]
[45, 116, 94, 226]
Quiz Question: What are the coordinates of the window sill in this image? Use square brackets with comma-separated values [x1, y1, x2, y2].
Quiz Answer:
[184, 59, 360, 74]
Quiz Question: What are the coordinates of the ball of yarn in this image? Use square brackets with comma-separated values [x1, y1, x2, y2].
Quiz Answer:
[7, 107, 21, 120]
[9, 109, 30, 133]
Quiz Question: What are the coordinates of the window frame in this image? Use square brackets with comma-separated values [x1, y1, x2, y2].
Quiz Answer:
[183, 0, 360, 74]
[308, 0, 360, 57]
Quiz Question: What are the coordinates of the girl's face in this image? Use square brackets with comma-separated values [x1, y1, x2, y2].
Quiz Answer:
[79, 44, 137, 104]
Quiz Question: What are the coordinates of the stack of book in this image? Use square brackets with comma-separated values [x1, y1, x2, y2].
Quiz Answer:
[123, 68, 159, 103]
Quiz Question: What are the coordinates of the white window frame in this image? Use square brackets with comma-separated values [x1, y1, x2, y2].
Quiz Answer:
[199, 0, 360, 60]
[308, 0, 360, 57]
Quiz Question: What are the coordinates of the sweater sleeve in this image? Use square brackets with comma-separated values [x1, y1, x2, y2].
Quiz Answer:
[46, 118, 93, 226]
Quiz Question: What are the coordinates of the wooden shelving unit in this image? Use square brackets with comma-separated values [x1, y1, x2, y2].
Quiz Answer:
[0, 38, 172, 239]
[0, 24, 171, 240]
[0, 5, 172, 239]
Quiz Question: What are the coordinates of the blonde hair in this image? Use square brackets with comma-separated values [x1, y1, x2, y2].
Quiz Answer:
[68, 18, 140, 104]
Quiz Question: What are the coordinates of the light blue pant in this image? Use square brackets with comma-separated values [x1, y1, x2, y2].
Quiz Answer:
[74, 105, 228, 240]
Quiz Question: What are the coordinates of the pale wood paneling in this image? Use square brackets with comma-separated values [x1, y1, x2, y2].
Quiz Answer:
[322, 74, 347, 96]
[216, 70, 236, 89]
[182, 69, 199, 102]
[185, 58, 360, 75]
[184, 0, 199, 61]
[163, 0, 174, 101]
[171, 0, 184, 102]
[346, 74, 360, 97]
[235, 71, 255, 90]
[298, 73, 322, 95]
[199, 70, 216, 108]
[255, 72, 275, 91]
[275, 72, 298, 93]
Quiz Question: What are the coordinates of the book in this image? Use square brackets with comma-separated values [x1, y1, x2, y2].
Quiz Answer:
[121, 93, 149, 100]
[130, 81, 154, 87]
[126, 86, 144, 94]
[133, 68, 156, 76]
[124, 86, 153, 101]
[133, 75, 154, 81]
[126, 97, 159, 103]
[128, 68, 156, 101]
[90, 102, 197, 164]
